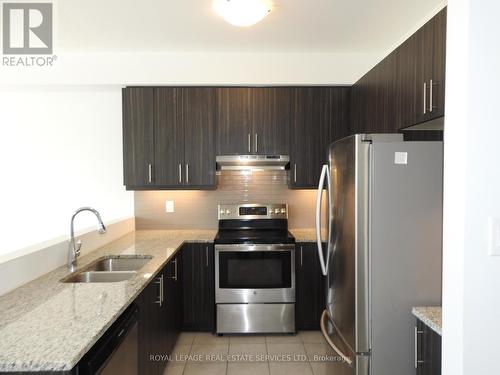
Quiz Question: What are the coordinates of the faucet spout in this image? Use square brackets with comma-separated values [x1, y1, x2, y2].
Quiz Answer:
[68, 207, 107, 272]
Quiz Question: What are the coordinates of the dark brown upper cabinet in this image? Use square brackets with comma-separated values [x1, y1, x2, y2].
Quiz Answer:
[250, 88, 292, 155]
[154, 88, 184, 187]
[216, 87, 291, 155]
[400, 7, 447, 128]
[122, 87, 155, 188]
[289, 87, 350, 188]
[183, 88, 217, 187]
[216, 88, 252, 155]
[351, 7, 446, 134]
[123, 87, 216, 190]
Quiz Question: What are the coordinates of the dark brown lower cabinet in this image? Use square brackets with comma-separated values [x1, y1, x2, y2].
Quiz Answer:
[181, 243, 215, 331]
[295, 242, 326, 330]
[416, 319, 442, 375]
[137, 253, 182, 375]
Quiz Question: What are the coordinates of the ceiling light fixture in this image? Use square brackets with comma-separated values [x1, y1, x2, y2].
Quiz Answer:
[212, 0, 273, 27]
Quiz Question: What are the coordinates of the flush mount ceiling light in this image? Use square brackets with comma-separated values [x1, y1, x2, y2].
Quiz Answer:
[213, 0, 273, 27]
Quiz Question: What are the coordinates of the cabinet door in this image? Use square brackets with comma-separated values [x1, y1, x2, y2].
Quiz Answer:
[250, 87, 292, 155]
[295, 243, 326, 330]
[399, 9, 447, 129]
[182, 243, 215, 331]
[216, 88, 252, 155]
[398, 32, 421, 129]
[290, 88, 350, 188]
[416, 319, 442, 375]
[183, 88, 217, 187]
[154, 88, 184, 187]
[137, 274, 163, 375]
[163, 255, 181, 362]
[430, 8, 447, 119]
[122, 88, 155, 188]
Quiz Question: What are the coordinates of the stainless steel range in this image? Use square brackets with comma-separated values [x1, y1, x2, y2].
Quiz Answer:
[214, 203, 296, 334]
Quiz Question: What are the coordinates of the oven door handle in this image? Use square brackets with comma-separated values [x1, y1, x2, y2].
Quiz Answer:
[215, 244, 295, 252]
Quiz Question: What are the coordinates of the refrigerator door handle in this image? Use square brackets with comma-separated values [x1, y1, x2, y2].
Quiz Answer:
[316, 164, 331, 276]
[320, 310, 353, 366]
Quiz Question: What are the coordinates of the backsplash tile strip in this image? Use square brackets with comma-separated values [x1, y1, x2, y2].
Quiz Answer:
[135, 170, 322, 229]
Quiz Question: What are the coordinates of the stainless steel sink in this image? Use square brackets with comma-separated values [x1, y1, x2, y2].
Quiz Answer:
[84, 257, 152, 272]
[63, 271, 137, 283]
[61, 256, 152, 283]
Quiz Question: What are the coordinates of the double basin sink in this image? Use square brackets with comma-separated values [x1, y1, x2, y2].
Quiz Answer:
[62, 256, 152, 283]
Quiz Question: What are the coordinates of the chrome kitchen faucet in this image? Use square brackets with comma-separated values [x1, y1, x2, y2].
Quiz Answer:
[68, 207, 106, 272]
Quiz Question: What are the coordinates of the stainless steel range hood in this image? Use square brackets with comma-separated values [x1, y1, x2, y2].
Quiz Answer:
[216, 155, 290, 170]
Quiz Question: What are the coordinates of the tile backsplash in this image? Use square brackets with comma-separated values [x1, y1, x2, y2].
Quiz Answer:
[135, 170, 321, 229]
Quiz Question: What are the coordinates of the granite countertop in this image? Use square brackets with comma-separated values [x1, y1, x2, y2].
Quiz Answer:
[412, 306, 442, 335]
[0, 230, 216, 373]
[289, 229, 318, 242]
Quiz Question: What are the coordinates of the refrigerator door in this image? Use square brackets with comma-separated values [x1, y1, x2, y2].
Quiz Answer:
[369, 140, 442, 375]
[326, 135, 371, 356]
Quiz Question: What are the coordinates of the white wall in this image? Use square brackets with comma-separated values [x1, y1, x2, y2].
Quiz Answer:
[0, 52, 375, 86]
[442, 0, 500, 374]
[0, 86, 134, 262]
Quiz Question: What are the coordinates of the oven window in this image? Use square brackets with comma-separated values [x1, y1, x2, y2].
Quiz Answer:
[219, 251, 292, 289]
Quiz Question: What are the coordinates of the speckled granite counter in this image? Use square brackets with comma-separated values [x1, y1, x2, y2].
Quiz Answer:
[412, 306, 442, 335]
[289, 229, 317, 242]
[0, 230, 215, 373]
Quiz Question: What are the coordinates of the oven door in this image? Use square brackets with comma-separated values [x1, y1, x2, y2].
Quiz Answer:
[215, 244, 295, 304]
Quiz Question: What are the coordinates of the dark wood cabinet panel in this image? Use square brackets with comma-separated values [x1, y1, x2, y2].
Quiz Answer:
[137, 272, 163, 375]
[295, 243, 326, 330]
[154, 88, 185, 187]
[122, 88, 155, 188]
[351, 8, 446, 135]
[290, 87, 350, 188]
[163, 254, 182, 359]
[216, 88, 252, 155]
[137, 255, 183, 375]
[398, 32, 419, 130]
[416, 319, 441, 375]
[251, 87, 292, 155]
[181, 243, 215, 331]
[430, 8, 447, 120]
[183, 88, 217, 187]
[124, 86, 350, 190]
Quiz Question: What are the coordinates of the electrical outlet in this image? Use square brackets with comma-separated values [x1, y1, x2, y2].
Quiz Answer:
[165, 200, 175, 213]
[489, 217, 500, 256]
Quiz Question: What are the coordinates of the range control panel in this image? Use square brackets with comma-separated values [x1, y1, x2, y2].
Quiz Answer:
[218, 203, 288, 220]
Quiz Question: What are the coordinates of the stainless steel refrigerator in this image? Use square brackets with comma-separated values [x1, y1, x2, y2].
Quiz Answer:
[315, 134, 442, 375]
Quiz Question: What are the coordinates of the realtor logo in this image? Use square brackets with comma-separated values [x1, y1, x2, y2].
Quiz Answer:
[2, 3, 53, 54]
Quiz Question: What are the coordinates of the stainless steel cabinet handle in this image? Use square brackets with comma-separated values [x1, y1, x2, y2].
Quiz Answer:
[148, 164, 152, 183]
[294, 164, 297, 183]
[429, 79, 433, 112]
[161, 275, 164, 304]
[423, 82, 427, 114]
[248, 133, 251, 153]
[254, 133, 258, 153]
[155, 275, 163, 306]
[178, 164, 182, 183]
[172, 258, 178, 281]
[300, 246, 303, 267]
[186, 164, 189, 184]
[206, 246, 209, 267]
[414, 326, 424, 368]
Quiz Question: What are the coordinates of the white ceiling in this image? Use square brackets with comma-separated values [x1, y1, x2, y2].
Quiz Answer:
[57, 0, 446, 54]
